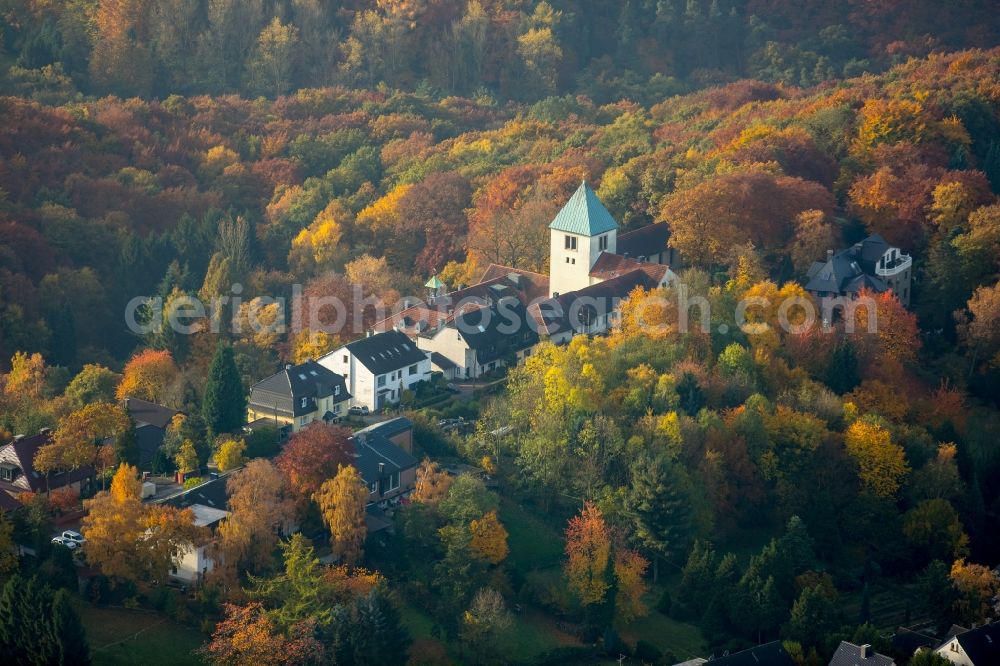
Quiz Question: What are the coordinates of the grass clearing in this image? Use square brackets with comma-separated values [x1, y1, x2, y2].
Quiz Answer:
[500, 497, 565, 572]
[619, 606, 706, 662]
[78, 603, 205, 666]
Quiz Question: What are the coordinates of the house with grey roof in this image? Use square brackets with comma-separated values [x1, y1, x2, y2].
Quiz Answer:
[122, 397, 181, 470]
[417, 295, 539, 379]
[805, 234, 913, 310]
[319, 330, 432, 412]
[247, 360, 350, 433]
[829, 641, 895, 666]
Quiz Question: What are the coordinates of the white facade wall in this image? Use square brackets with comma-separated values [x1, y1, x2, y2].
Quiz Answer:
[321, 347, 432, 411]
[935, 638, 976, 666]
[417, 329, 474, 379]
[549, 228, 617, 297]
[172, 543, 214, 584]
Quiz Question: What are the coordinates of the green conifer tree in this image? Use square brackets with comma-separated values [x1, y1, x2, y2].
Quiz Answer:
[202, 343, 245, 438]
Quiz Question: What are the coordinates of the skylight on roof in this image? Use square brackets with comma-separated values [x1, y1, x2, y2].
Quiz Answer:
[477, 324, 485, 332]
[309, 370, 317, 376]
[298, 374, 307, 380]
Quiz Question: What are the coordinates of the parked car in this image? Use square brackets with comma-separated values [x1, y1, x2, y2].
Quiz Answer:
[348, 405, 370, 416]
[51, 536, 78, 550]
[62, 530, 85, 545]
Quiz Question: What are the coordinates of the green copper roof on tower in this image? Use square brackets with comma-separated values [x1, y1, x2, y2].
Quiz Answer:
[548, 181, 619, 236]
[425, 275, 444, 289]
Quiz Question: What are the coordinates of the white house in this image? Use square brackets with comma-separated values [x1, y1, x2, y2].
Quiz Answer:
[935, 622, 1000, 666]
[172, 504, 228, 583]
[320, 330, 432, 412]
[417, 296, 539, 379]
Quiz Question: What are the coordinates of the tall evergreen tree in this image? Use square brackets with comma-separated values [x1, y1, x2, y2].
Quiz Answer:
[628, 453, 692, 581]
[50, 589, 91, 665]
[115, 410, 141, 468]
[202, 343, 245, 438]
[826, 340, 860, 394]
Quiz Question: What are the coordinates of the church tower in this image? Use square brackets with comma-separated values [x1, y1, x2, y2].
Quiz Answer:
[548, 181, 619, 297]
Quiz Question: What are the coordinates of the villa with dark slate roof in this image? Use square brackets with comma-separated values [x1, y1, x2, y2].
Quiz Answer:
[247, 359, 351, 432]
[805, 233, 913, 309]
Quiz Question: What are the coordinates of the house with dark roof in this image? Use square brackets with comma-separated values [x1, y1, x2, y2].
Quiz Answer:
[934, 621, 1000, 665]
[418, 296, 539, 379]
[319, 330, 432, 412]
[829, 641, 896, 666]
[704, 641, 797, 666]
[805, 234, 913, 310]
[122, 398, 181, 470]
[156, 474, 233, 584]
[247, 360, 350, 433]
[354, 417, 414, 454]
[0, 430, 95, 498]
[348, 418, 419, 533]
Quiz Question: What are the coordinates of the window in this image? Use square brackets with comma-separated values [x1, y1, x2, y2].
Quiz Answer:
[0, 465, 16, 482]
[564, 235, 577, 250]
[369, 481, 378, 494]
[343, 354, 348, 363]
[334, 386, 340, 396]
[599, 234, 608, 251]
[408, 364, 418, 375]
[387, 472, 400, 491]
[377, 375, 386, 387]
[300, 397, 308, 409]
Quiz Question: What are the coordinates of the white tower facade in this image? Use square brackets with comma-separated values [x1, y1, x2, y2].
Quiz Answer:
[548, 182, 619, 297]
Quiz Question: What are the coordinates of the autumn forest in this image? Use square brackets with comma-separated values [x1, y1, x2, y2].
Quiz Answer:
[2, 1, 1000, 665]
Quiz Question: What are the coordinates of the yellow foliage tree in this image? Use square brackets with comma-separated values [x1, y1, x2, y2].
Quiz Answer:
[411, 459, 453, 506]
[288, 200, 348, 274]
[950, 558, 1000, 626]
[844, 419, 910, 498]
[614, 549, 650, 623]
[564, 502, 611, 606]
[469, 510, 509, 564]
[355, 182, 412, 233]
[291, 329, 340, 364]
[176, 439, 200, 475]
[314, 465, 368, 566]
[214, 438, 246, 472]
[35, 402, 129, 477]
[110, 463, 141, 503]
[3, 351, 47, 402]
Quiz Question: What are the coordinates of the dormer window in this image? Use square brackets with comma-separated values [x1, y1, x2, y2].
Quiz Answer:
[0, 464, 18, 482]
[300, 397, 308, 409]
[564, 235, 577, 250]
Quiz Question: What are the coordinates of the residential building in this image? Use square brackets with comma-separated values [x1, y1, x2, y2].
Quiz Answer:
[805, 234, 913, 308]
[122, 397, 180, 469]
[702, 641, 797, 666]
[935, 622, 1000, 665]
[829, 641, 896, 666]
[418, 296, 539, 379]
[0, 430, 94, 499]
[353, 417, 415, 454]
[349, 417, 419, 533]
[319, 330, 432, 412]
[247, 360, 350, 432]
[159, 474, 231, 584]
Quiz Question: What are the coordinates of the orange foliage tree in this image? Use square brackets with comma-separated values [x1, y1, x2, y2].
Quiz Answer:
[116, 349, 179, 404]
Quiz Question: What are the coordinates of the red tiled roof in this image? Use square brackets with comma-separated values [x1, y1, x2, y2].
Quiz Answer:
[589, 252, 670, 284]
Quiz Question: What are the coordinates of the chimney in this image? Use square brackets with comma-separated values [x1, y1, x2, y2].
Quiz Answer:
[378, 462, 385, 473]
[860, 644, 871, 659]
[826, 249, 834, 261]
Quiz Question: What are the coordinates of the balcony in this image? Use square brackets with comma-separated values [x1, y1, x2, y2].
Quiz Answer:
[875, 253, 911, 277]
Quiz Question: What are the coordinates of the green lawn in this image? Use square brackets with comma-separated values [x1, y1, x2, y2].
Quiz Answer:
[619, 604, 707, 662]
[500, 497, 565, 572]
[78, 603, 205, 666]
